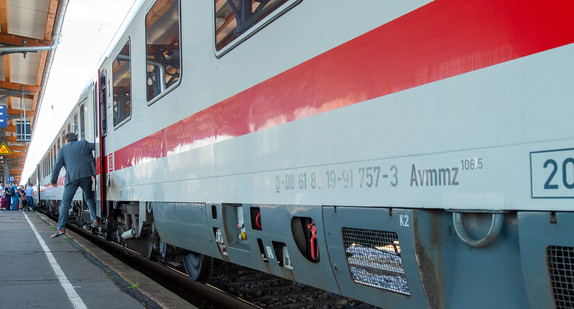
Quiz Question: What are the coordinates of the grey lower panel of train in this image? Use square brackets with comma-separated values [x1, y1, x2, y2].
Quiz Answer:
[152, 202, 573, 308]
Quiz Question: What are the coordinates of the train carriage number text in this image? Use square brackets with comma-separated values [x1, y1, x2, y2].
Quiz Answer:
[543, 158, 574, 190]
[275, 165, 398, 193]
[530, 149, 574, 198]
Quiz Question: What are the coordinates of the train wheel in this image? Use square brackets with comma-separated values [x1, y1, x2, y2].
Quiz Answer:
[183, 251, 212, 282]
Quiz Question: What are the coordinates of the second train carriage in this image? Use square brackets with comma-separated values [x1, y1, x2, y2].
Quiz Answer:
[33, 0, 574, 308]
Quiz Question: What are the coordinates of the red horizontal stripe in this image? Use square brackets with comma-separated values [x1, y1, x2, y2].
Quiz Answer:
[113, 0, 574, 171]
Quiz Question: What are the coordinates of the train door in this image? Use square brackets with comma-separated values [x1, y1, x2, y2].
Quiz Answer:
[97, 70, 108, 215]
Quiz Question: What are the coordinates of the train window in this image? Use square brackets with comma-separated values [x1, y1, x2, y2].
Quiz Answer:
[79, 103, 85, 140]
[113, 40, 132, 128]
[99, 71, 108, 136]
[50, 148, 53, 172]
[214, 0, 301, 55]
[73, 113, 78, 134]
[145, 0, 181, 103]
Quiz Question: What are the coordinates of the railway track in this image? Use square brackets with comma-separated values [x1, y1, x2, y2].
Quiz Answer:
[206, 262, 378, 308]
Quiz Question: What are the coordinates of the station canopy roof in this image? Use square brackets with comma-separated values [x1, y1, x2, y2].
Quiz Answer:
[0, 0, 68, 184]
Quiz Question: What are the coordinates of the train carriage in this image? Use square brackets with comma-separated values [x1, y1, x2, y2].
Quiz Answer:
[34, 0, 574, 308]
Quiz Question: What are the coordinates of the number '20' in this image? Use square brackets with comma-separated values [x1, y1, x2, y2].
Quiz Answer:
[544, 158, 574, 190]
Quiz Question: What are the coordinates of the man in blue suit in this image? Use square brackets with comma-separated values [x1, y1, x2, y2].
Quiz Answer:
[50, 132, 100, 238]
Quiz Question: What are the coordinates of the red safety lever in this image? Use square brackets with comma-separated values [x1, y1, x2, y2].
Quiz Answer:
[307, 222, 318, 261]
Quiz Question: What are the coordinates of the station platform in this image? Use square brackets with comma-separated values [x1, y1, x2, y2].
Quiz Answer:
[0, 210, 194, 309]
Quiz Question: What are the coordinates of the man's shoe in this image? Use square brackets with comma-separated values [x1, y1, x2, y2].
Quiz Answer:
[51, 229, 65, 238]
[92, 221, 102, 227]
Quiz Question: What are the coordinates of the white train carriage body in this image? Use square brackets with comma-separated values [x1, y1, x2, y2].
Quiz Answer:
[36, 0, 574, 307]
[99, 0, 574, 211]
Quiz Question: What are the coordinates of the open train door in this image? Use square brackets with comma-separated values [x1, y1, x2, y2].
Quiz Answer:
[96, 69, 109, 217]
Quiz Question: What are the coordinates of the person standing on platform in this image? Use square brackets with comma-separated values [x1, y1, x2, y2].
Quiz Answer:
[10, 184, 18, 211]
[0, 181, 3, 210]
[17, 185, 25, 210]
[50, 133, 100, 238]
[0, 182, 4, 210]
[25, 184, 34, 211]
[4, 184, 11, 210]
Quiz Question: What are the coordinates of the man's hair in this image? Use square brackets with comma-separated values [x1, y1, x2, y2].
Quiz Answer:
[65, 132, 78, 142]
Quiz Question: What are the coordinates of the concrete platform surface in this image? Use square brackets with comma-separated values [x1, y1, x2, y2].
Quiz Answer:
[0, 210, 194, 309]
